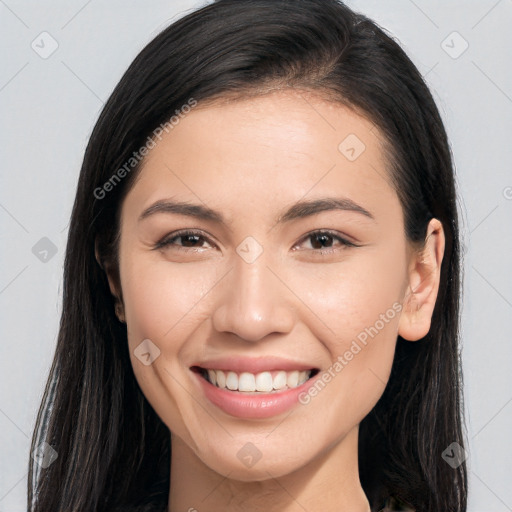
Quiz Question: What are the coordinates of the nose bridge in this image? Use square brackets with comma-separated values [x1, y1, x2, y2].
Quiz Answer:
[211, 245, 295, 342]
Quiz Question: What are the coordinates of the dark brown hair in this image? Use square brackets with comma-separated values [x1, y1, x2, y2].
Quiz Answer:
[29, 1, 467, 510]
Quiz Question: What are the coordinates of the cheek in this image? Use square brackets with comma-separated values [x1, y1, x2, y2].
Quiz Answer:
[118, 255, 225, 441]
[296, 244, 406, 348]
[120, 256, 220, 344]
[292, 247, 406, 422]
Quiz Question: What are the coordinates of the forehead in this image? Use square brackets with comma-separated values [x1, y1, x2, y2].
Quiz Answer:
[123, 89, 400, 228]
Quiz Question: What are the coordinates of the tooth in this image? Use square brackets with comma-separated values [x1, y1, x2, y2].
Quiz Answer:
[210, 368, 312, 391]
[238, 372, 256, 392]
[216, 370, 226, 388]
[226, 371, 238, 390]
[207, 369, 217, 386]
[298, 370, 309, 385]
[273, 371, 287, 390]
[255, 371, 273, 392]
[286, 370, 299, 388]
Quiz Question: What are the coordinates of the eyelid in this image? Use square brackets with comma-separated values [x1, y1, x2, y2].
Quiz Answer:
[154, 228, 217, 250]
[293, 229, 360, 251]
[154, 228, 361, 253]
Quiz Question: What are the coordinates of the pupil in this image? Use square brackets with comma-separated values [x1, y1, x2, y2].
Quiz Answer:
[312, 234, 332, 249]
[182, 235, 201, 247]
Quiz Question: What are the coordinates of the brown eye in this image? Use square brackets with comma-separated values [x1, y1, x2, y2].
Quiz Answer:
[297, 230, 357, 252]
[309, 233, 335, 249]
[156, 230, 215, 251]
[178, 234, 205, 247]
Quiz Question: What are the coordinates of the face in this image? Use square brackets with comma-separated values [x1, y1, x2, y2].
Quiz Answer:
[112, 89, 419, 480]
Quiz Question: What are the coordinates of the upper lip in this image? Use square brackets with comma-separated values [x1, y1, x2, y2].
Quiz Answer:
[191, 356, 317, 374]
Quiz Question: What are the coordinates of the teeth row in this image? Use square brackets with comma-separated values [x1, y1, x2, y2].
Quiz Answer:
[206, 369, 311, 392]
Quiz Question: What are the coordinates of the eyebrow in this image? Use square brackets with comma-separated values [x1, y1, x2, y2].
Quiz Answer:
[138, 197, 375, 224]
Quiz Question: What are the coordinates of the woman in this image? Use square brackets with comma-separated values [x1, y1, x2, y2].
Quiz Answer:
[28, 0, 467, 510]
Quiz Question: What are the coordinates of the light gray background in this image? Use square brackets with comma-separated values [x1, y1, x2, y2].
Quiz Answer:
[1, 1, 511, 510]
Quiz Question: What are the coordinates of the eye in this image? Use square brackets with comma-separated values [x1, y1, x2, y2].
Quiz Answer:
[154, 229, 358, 255]
[155, 229, 216, 251]
[293, 230, 359, 254]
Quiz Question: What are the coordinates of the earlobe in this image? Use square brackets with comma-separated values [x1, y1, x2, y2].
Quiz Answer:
[114, 301, 126, 323]
[95, 238, 126, 323]
[398, 218, 445, 342]
[94, 239, 105, 270]
[95, 239, 117, 296]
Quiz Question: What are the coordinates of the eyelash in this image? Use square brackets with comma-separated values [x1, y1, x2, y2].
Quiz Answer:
[154, 229, 359, 255]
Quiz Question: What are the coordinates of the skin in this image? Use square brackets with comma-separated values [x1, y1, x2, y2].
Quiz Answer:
[103, 89, 445, 512]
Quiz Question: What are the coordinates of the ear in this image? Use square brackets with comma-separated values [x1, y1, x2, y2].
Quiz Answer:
[94, 239, 122, 301]
[398, 218, 445, 341]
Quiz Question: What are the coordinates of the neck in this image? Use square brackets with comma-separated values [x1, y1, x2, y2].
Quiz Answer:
[168, 426, 371, 512]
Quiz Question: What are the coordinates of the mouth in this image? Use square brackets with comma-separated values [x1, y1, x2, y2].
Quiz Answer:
[191, 366, 320, 394]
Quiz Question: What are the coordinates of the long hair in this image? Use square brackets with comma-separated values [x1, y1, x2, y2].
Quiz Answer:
[28, 1, 467, 510]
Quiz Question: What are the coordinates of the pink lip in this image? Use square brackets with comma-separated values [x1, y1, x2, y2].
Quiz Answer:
[191, 356, 316, 373]
[191, 368, 319, 419]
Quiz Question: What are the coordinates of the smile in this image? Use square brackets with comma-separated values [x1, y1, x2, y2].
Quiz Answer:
[194, 367, 318, 393]
[190, 360, 321, 419]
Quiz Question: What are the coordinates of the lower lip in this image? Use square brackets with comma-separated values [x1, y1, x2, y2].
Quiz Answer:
[193, 371, 317, 419]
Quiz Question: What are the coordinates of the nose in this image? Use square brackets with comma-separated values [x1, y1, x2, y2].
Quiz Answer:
[211, 251, 296, 343]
